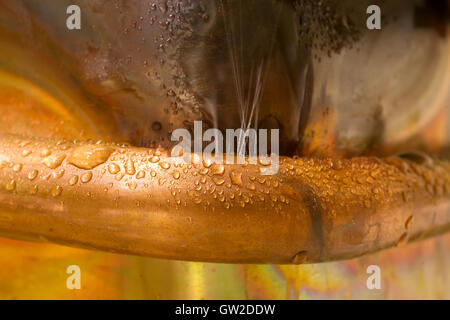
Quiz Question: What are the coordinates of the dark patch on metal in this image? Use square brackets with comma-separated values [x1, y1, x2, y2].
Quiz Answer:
[414, 0, 450, 37]
[291, 181, 326, 260]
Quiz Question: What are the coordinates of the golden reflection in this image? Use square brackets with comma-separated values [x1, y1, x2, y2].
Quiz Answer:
[0, 234, 449, 299]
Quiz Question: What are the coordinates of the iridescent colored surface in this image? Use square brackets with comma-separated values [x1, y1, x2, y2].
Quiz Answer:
[0, 234, 449, 299]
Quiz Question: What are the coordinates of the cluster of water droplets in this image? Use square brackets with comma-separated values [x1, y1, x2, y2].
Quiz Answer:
[0, 135, 448, 258]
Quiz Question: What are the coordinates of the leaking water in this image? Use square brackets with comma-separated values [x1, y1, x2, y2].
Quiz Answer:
[172, 0, 312, 156]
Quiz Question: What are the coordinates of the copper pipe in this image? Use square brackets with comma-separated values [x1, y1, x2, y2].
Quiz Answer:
[0, 134, 448, 264]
